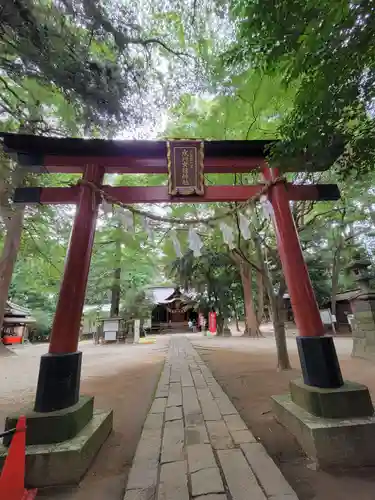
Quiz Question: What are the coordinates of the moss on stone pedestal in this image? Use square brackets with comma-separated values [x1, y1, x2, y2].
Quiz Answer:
[4, 395, 94, 446]
[290, 378, 373, 419]
[0, 409, 113, 488]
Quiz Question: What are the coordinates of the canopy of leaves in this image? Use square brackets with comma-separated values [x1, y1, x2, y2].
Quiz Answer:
[1, 0, 201, 133]
[227, 0, 375, 177]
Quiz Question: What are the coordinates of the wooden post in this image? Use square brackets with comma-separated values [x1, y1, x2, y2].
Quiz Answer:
[263, 167, 343, 388]
[34, 165, 104, 412]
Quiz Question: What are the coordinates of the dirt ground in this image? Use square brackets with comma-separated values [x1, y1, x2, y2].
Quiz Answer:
[3, 330, 375, 499]
[0, 339, 168, 500]
[193, 335, 375, 500]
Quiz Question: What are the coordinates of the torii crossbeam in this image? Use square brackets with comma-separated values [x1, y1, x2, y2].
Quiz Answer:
[1, 133, 343, 416]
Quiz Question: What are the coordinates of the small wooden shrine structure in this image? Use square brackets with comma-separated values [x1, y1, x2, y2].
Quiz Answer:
[150, 287, 197, 331]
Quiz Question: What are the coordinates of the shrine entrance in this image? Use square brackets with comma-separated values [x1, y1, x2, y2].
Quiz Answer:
[2, 132, 344, 405]
[4, 133, 372, 485]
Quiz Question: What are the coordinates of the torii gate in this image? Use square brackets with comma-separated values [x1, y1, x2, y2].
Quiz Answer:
[1, 133, 343, 415]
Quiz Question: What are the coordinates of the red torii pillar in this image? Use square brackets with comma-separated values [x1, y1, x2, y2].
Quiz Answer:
[34, 165, 104, 412]
[263, 167, 343, 388]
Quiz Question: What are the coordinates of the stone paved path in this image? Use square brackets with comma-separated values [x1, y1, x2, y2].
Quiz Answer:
[124, 336, 298, 500]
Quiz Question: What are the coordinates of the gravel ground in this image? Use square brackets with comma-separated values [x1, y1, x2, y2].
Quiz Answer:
[0, 337, 170, 431]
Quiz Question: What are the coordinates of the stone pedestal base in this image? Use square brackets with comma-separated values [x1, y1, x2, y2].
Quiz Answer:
[4, 395, 95, 446]
[290, 378, 373, 418]
[272, 393, 375, 469]
[1, 396, 113, 487]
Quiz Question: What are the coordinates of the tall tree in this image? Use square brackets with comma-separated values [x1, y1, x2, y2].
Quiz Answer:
[227, 0, 375, 177]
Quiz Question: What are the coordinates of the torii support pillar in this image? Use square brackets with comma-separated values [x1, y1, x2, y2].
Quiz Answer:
[35, 165, 104, 412]
[263, 167, 343, 388]
[265, 168, 375, 470]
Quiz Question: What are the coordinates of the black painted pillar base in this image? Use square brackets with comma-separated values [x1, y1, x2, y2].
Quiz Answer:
[34, 352, 82, 413]
[296, 336, 343, 388]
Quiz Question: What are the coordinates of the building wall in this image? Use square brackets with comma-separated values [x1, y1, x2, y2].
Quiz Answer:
[336, 301, 352, 326]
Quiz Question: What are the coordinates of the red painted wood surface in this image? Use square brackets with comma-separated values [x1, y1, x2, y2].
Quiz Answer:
[263, 167, 325, 337]
[37, 184, 326, 205]
[42, 156, 265, 173]
[0, 416, 38, 500]
[209, 312, 217, 334]
[2, 336, 22, 345]
[48, 165, 104, 354]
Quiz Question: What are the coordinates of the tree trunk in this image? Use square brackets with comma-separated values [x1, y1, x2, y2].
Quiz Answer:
[256, 271, 264, 323]
[253, 236, 291, 369]
[0, 208, 25, 332]
[231, 299, 241, 332]
[216, 314, 224, 336]
[110, 239, 121, 317]
[239, 262, 260, 337]
[330, 246, 342, 332]
[272, 293, 291, 370]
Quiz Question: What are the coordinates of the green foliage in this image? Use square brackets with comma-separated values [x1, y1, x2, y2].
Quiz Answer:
[226, 0, 375, 177]
[167, 70, 295, 141]
[121, 288, 155, 320]
[170, 247, 243, 318]
[0, 0, 194, 131]
[86, 213, 160, 306]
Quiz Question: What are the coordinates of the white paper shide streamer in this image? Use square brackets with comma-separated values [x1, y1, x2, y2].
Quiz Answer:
[238, 213, 251, 240]
[219, 222, 235, 249]
[170, 230, 182, 258]
[101, 197, 113, 215]
[118, 207, 134, 231]
[188, 227, 203, 257]
[142, 216, 154, 241]
[260, 194, 274, 220]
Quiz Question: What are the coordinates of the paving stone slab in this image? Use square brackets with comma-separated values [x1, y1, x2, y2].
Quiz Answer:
[230, 429, 257, 445]
[167, 382, 182, 407]
[218, 449, 267, 500]
[215, 397, 238, 416]
[268, 495, 299, 500]
[156, 387, 169, 399]
[170, 369, 181, 383]
[187, 444, 216, 473]
[185, 412, 205, 426]
[195, 496, 228, 500]
[180, 371, 194, 387]
[161, 419, 185, 464]
[192, 371, 207, 389]
[127, 458, 159, 491]
[165, 406, 183, 421]
[205, 380, 224, 398]
[185, 424, 210, 445]
[150, 398, 167, 414]
[190, 467, 225, 496]
[182, 386, 201, 415]
[143, 413, 164, 430]
[134, 437, 161, 463]
[124, 487, 156, 500]
[200, 399, 222, 421]
[206, 421, 234, 450]
[158, 461, 189, 500]
[223, 414, 247, 432]
[134, 427, 162, 462]
[241, 443, 297, 498]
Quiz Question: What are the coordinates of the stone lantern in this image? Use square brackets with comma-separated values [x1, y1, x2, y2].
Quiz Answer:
[346, 252, 372, 292]
[346, 252, 375, 360]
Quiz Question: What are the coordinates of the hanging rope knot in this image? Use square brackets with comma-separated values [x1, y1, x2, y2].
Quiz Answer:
[258, 176, 287, 198]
